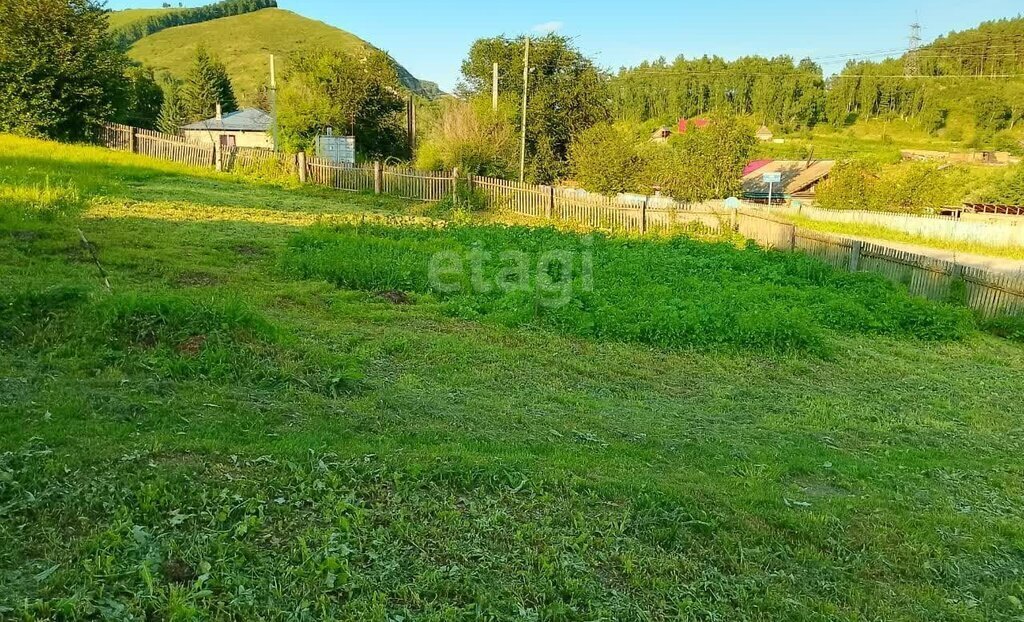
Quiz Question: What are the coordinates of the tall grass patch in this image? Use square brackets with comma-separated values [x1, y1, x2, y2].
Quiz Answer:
[282, 222, 974, 354]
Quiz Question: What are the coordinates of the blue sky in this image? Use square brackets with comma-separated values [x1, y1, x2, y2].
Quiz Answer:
[106, 0, 1022, 91]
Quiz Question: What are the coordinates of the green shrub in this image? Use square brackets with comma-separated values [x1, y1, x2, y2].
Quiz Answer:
[972, 164, 1024, 205]
[414, 97, 517, 178]
[818, 161, 971, 213]
[569, 122, 647, 195]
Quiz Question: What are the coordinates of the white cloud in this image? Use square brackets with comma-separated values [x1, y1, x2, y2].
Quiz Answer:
[532, 21, 563, 34]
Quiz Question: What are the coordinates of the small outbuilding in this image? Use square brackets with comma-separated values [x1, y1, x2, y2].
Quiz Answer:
[650, 126, 673, 143]
[182, 106, 273, 151]
[755, 125, 774, 142]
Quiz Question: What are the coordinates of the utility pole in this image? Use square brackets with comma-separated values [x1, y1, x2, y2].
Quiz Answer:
[905, 17, 922, 77]
[269, 54, 279, 151]
[519, 37, 530, 183]
[407, 95, 417, 151]
[492, 62, 499, 111]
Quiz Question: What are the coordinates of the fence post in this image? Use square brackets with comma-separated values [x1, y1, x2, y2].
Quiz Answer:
[849, 239, 863, 272]
[130, 128, 138, 154]
[214, 146, 222, 172]
[546, 186, 554, 219]
[297, 152, 307, 184]
[641, 197, 649, 234]
[788, 223, 796, 251]
[452, 168, 459, 199]
[373, 160, 382, 194]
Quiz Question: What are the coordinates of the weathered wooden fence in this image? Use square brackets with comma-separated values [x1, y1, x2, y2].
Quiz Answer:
[306, 156, 375, 193]
[134, 128, 215, 168]
[738, 210, 1024, 318]
[96, 122, 1024, 318]
[98, 123, 133, 151]
[220, 146, 299, 177]
[382, 165, 455, 201]
[776, 203, 1024, 247]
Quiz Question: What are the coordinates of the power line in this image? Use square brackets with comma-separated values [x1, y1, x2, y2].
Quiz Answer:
[906, 18, 922, 76]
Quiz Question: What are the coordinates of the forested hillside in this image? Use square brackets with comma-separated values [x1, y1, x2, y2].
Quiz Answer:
[611, 16, 1024, 144]
[611, 56, 825, 131]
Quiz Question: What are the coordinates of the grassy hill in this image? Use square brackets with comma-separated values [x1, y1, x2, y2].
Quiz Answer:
[106, 7, 181, 31]
[120, 7, 444, 103]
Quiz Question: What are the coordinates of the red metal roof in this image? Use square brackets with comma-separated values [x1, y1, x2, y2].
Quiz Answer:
[678, 117, 711, 133]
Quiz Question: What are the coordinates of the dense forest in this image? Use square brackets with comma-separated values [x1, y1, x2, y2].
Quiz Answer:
[611, 56, 825, 131]
[611, 16, 1024, 139]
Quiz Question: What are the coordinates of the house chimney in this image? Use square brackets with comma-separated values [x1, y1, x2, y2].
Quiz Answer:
[216, 103, 222, 120]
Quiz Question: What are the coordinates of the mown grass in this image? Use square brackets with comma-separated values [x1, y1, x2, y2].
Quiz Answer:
[2, 135, 1024, 620]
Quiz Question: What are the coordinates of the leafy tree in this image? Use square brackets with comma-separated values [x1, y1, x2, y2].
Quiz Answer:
[818, 161, 972, 213]
[975, 94, 1011, 132]
[568, 122, 647, 195]
[459, 35, 609, 183]
[277, 47, 407, 159]
[641, 115, 756, 202]
[180, 46, 237, 122]
[114, 65, 164, 129]
[0, 0, 128, 140]
[973, 164, 1024, 205]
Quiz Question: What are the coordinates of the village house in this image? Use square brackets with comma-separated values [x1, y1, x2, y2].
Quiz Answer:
[741, 159, 835, 203]
[181, 105, 273, 151]
[755, 125, 774, 141]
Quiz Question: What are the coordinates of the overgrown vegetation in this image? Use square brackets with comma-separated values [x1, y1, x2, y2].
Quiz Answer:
[415, 98, 518, 178]
[817, 160, 975, 213]
[282, 222, 974, 354]
[457, 34, 609, 183]
[569, 116, 756, 201]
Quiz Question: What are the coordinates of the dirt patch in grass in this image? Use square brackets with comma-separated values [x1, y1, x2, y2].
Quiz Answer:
[161, 559, 196, 584]
[175, 271, 220, 287]
[176, 334, 207, 357]
[232, 243, 269, 257]
[377, 290, 413, 305]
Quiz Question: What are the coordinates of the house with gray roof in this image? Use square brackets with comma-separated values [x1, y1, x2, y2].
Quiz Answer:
[182, 105, 274, 151]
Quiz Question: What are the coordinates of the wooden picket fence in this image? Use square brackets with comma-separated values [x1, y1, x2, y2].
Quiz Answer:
[220, 146, 297, 175]
[134, 128, 215, 168]
[738, 210, 1024, 318]
[95, 122, 1024, 318]
[98, 123, 133, 151]
[381, 165, 455, 201]
[305, 156, 376, 193]
[98, 123, 213, 168]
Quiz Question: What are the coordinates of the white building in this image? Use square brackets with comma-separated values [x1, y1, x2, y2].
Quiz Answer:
[182, 106, 273, 151]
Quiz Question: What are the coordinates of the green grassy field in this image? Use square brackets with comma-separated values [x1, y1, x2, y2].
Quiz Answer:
[2, 135, 1024, 620]
[122, 7, 442, 103]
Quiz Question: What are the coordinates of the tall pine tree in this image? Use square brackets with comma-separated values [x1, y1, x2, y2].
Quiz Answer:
[156, 79, 189, 134]
[180, 46, 237, 122]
